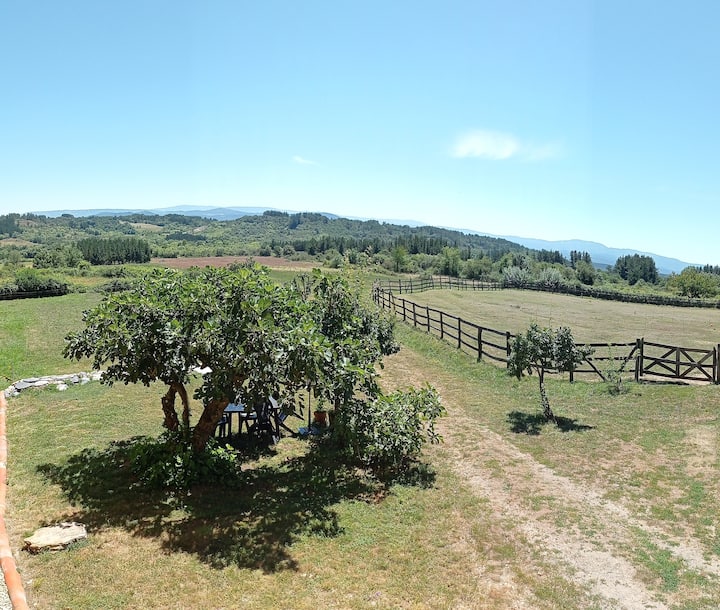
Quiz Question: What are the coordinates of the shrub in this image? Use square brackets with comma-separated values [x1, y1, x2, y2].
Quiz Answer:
[12, 268, 68, 294]
[502, 265, 532, 288]
[98, 278, 136, 293]
[99, 265, 128, 278]
[333, 386, 445, 471]
[537, 267, 565, 290]
[129, 431, 242, 491]
[575, 260, 596, 285]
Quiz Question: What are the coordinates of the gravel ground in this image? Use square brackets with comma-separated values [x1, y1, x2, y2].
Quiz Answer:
[0, 568, 12, 609]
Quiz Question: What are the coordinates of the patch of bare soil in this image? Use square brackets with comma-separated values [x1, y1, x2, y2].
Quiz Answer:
[684, 426, 718, 477]
[385, 348, 720, 609]
[151, 256, 318, 270]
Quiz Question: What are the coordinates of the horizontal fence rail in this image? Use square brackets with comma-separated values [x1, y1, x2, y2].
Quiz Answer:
[374, 284, 719, 385]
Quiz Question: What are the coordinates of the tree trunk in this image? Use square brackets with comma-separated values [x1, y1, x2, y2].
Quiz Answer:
[176, 383, 191, 430]
[161, 386, 180, 431]
[191, 398, 229, 453]
[538, 377, 556, 424]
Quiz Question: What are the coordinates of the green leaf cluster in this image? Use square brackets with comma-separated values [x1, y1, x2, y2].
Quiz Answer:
[333, 386, 445, 471]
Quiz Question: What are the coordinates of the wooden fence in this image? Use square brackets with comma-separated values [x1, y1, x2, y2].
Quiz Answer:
[378, 276, 501, 295]
[373, 285, 720, 384]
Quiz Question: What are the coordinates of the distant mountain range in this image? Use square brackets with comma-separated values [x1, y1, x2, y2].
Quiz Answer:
[34, 205, 697, 275]
[36, 205, 275, 222]
[481, 235, 697, 275]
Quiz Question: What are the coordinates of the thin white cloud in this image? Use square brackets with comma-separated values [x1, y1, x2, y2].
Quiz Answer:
[451, 130, 561, 161]
[292, 155, 319, 166]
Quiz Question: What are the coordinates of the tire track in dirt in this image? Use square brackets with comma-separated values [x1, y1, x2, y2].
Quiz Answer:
[383, 347, 719, 609]
[452, 416, 720, 575]
[439, 406, 720, 609]
[441, 415, 669, 610]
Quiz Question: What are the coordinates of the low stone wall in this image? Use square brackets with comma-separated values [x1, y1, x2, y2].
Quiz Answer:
[4, 372, 103, 398]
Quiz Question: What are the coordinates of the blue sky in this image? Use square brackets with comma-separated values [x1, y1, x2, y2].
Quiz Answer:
[2, 1, 718, 264]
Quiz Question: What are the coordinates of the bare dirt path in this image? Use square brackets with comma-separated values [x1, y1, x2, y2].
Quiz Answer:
[385, 348, 720, 609]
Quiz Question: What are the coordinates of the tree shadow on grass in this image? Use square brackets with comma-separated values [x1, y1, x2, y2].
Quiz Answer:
[507, 411, 595, 435]
[37, 437, 435, 572]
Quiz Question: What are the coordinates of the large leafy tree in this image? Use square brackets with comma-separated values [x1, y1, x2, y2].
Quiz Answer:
[65, 264, 400, 453]
[614, 254, 658, 285]
[667, 267, 718, 298]
[507, 323, 592, 423]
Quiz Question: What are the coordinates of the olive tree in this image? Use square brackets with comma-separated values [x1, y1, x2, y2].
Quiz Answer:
[507, 323, 592, 423]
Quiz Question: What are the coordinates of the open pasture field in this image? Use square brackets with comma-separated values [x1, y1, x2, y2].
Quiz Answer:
[406, 288, 720, 349]
[4, 286, 720, 608]
[152, 255, 319, 271]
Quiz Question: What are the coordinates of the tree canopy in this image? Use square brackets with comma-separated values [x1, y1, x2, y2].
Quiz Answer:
[667, 267, 719, 298]
[614, 254, 658, 285]
[65, 265, 403, 453]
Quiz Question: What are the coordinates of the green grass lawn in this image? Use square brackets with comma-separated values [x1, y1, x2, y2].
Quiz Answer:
[5, 284, 720, 608]
[0, 292, 100, 381]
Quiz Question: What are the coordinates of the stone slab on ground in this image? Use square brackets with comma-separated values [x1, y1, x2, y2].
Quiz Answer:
[23, 522, 87, 554]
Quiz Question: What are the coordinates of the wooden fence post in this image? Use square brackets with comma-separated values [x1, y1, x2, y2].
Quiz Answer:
[635, 338, 644, 382]
[412, 302, 417, 327]
[457, 318, 462, 349]
[478, 328, 483, 361]
[426, 306, 430, 332]
[439, 311, 444, 339]
[506, 331, 512, 366]
[716, 345, 720, 384]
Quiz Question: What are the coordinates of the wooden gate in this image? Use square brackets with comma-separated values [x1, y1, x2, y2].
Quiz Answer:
[636, 340, 717, 383]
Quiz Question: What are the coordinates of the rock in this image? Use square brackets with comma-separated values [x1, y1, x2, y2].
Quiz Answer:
[13, 381, 31, 390]
[23, 522, 88, 553]
[56, 383, 68, 391]
[31, 380, 49, 387]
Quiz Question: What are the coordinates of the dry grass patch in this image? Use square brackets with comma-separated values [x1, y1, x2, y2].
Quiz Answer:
[381, 326, 720, 608]
[0, 237, 35, 247]
[408, 288, 720, 348]
[151, 255, 318, 271]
